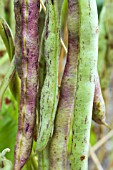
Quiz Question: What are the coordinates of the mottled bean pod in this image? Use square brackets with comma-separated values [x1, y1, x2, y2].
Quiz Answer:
[36, 0, 60, 152]
[49, 0, 79, 169]
[14, 0, 39, 169]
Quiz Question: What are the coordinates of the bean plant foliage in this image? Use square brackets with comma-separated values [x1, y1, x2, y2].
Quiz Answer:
[0, 0, 110, 170]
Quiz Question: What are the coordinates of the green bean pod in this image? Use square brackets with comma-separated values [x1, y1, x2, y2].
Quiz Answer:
[36, 0, 60, 152]
[38, 28, 46, 111]
[38, 145, 49, 170]
[70, 0, 98, 169]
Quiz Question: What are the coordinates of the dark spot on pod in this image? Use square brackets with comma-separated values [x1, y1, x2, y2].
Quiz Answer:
[105, 34, 108, 40]
[25, 123, 29, 132]
[27, 48, 29, 55]
[29, 11, 31, 15]
[35, 13, 38, 17]
[65, 136, 67, 140]
[23, 56, 28, 62]
[37, 2, 40, 8]
[39, 63, 43, 68]
[5, 4, 10, 13]
[89, 74, 92, 82]
[80, 155, 85, 161]
[85, 116, 87, 124]
[0, 51, 4, 57]
[110, 44, 113, 49]
[5, 97, 11, 105]
[47, 124, 49, 128]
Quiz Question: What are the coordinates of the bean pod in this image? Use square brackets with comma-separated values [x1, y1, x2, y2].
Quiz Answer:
[49, 0, 79, 169]
[36, 0, 60, 152]
[70, 0, 98, 169]
[14, 0, 39, 169]
[93, 72, 110, 129]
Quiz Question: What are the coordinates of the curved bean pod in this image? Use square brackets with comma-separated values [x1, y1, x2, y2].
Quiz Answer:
[38, 28, 46, 112]
[14, 0, 39, 169]
[36, 0, 60, 152]
[93, 72, 111, 129]
[70, 0, 98, 169]
[49, 0, 79, 169]
[33, 7, 46, 142]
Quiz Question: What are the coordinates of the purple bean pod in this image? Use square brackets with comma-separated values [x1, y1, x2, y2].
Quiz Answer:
[14, 0, 39, 169]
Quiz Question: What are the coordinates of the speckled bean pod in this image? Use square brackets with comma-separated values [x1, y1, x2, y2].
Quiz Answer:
[14, 0, 39, 169]
[70, 0, 98, 169]
[49, 0, 79, 169]
[36, 0, 60, 152]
